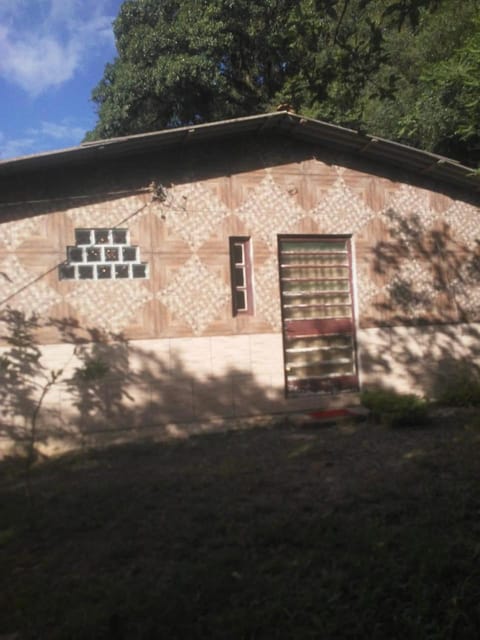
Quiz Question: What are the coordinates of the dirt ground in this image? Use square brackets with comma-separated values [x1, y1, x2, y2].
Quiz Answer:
[1, 413, 480, 639]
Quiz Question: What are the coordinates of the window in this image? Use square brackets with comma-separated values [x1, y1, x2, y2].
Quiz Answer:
[59, 228, 148, 280]
[229, 237, 254, 315]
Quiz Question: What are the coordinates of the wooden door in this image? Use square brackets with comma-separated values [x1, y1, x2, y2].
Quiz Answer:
[278, 236, 359, 395]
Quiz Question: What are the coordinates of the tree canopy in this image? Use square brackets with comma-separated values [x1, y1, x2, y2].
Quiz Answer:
[85, 0, 480, 166]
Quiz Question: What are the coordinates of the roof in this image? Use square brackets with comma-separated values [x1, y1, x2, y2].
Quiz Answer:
[0, 111, 478, 192]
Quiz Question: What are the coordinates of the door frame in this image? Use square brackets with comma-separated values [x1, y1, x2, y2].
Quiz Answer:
[277, 234, 360, 397]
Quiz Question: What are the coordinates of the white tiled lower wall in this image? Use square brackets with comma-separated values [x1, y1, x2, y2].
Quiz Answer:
[3, 323, 478, 455]
[357, 323, 480, 394]
[0, 333, 354, 455]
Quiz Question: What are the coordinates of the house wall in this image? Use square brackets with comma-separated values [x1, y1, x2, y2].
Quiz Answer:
[1, 135, 480, 451]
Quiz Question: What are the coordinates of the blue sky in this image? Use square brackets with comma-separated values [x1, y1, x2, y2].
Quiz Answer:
[0, 0, 124, 160]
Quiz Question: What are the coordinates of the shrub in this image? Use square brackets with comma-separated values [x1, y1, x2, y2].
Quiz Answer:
[435, 366, 480, 407]
[361, 388, 429, 427]
[465, 413, 480, 432]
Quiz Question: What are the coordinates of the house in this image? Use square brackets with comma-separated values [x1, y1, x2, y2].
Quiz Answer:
[1, 111, 479, 452]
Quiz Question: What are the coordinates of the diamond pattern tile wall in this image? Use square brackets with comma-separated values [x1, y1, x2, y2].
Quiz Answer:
[2, 160, 479, 339]
[0, 216, 43, 250]
[157, 255, 230, 334]
[385, 184, 429, 214]
[235, 174, 305, 248]
[0, 254, 61, 315]
[444, 201, 480, 248]
[309, 176, 375, 234]
[382, 184, 438, 245]
[448, 259, 480, 320]
[255, 255, 282, 331]
[67, 195, 147, 228]
[157, 183, 229, 250]
[356, 267, 382, 315]
[65, 280, 152, 333]
[385, 259, 435, 318]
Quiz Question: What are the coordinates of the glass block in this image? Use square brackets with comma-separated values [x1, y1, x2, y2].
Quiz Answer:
[78, 265, 94, 279]
[112, 229, 127, 244]
[104, 247, 119, 261]
[115, 264, 130, 278]
[122, 247, 137, 262]
[59, 264, 75, 280]
[94, 229, 110, 244]
[68, 247, 84, 262]
[75, 229, 91, 245]
[87, 247, 102, 262]
[132, 264, 147, 278]
[97, 264, 112, 279]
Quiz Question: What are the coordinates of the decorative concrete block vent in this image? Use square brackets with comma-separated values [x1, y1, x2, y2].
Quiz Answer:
[58, 228, 148, 280]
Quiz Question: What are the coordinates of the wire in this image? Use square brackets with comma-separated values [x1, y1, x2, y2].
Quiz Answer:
[0, 186, 152, 208]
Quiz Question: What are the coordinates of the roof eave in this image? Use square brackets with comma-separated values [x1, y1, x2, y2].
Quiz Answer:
[0, 111, 478, 192]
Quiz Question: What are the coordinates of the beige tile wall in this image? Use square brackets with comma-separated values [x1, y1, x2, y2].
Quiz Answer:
[2, 322, 480, 455]
[357, 323, 480, 395]
[0, 332, 359, 455]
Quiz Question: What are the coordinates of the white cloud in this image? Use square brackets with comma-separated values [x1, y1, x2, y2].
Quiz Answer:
[0, 130, 37, 160]
[0, 29, 80, 95]
[31, 121, 86, 141]
[0, 0, 116, 96]
[0, 119, 88, 159]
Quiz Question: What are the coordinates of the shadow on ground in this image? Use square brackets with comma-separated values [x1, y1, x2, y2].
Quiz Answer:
[1, 418, 479, 639]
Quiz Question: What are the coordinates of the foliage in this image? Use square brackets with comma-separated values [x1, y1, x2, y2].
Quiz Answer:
[361, 387, 429, 427]
[84, 0, 480, 165]
[360, 1, 480, 164]
[464, 412, 480, 434]
[435, 363, 480, 407]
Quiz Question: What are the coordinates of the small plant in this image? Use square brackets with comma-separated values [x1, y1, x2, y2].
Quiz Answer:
[361, 388, 429, 427]
[464, 413, 480, 432]
[435, 365, 480, 407]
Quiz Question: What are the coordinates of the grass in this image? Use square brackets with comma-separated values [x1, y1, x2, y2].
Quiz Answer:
[1, 417, 480, 639]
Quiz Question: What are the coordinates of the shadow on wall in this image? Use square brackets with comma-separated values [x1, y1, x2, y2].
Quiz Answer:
[371, 209, 480, 324]
[359, 208, 480, 392]
[0, 311, 284, 454]
[3, 204, 480, 455]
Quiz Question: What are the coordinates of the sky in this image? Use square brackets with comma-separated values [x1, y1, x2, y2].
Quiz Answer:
[0, 0, 124, 160]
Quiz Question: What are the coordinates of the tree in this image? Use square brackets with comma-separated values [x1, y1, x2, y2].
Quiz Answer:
[86, 0, 309, 139]
[85, 0, 479, 167]
[85, 0, 228, 138]
[85, 0, 395, 139]
[360, 0, 480, 165]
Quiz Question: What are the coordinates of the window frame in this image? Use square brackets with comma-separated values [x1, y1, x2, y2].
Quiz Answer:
[278, 234, 359, 396]
[229, 236, 254, 316]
